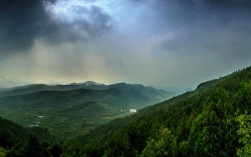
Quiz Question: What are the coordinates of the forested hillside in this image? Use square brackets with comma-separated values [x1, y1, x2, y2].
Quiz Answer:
[0, 117, 58, 157]
[1, 0, 251, 156]
[2, 66, 251, 157]
[0, 83, 175, 140]
[61, 66, 251, 157]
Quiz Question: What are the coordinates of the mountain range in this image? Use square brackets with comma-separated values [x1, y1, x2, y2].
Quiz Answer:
[64, 66, 251, 157]
[1, 66, 251, 156]
[0, 82, 178, 139]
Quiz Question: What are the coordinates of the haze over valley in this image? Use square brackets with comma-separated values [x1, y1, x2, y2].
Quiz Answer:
[0, 81, 178, 139]
[1, 0, 251, 156]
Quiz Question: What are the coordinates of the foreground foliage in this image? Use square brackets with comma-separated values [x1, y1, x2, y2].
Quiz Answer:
[1, 66, 251, 157]
[64, 66, 251, 157]
[0, 83, 174, 140]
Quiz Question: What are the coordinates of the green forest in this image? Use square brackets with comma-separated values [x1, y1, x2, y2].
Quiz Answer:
[1, 66, 251, 157]
[0, 83, 175, 140]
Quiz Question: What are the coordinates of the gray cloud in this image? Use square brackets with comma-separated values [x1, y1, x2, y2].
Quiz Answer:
[0, 0, 53, 53]
[0, 0, 251, 88]
[44, 6, 112, 43]
[0, 0, 112, 54]
[1, 0, 250, 54]
[190, 0, 251, 6]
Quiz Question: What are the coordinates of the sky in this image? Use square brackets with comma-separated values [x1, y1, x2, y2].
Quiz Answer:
[0, 0, 251, 88]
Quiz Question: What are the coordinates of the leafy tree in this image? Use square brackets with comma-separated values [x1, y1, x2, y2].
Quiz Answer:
[127, 120, 151, 154]
[141, 127, 176, 157]
[50, 144, 62, 157]
[103, 129, 136, 157]
[236, 112, 251, 157]
[189, 88, 238, 156]
[233, 81, 251, 112]
[82, 139, 104, 157]
[0, 131, 13, 148]
[22, 135, 49, 157]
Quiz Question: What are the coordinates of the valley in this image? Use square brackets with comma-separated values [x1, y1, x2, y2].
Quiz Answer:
[1, 0, 250, 156]
[0, 82, 178, 139]
[1, 66, 251, 157]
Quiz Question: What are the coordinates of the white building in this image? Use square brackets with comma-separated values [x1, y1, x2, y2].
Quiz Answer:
[129, 109, 137, 113]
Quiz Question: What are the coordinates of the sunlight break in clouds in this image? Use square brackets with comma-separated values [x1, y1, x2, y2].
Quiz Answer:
[44, 0, 115, 22]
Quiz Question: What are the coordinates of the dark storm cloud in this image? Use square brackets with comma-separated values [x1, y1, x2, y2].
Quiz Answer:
[44, 5, 112, 43]
[130, 0, 251, 7]
[1, 0, 251, 88]
[0, 0, 112, 54]
[1, 0, 249, 55]
[138, 0, 251, 46]
[190, 0, 251, 6]
[0, 0, 53, 53]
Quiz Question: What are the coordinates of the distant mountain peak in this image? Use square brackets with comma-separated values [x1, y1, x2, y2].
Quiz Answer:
[83, 81, 104, 86]
[69, 81, 104, 86]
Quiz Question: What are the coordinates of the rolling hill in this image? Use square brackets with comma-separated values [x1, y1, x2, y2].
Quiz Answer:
[0, 117, 58, 157]
[0, 82, 177, 139]
[1, 66, 251, 157]
[60, 66, 251, 157]
[0, 81, 106, 97]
